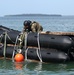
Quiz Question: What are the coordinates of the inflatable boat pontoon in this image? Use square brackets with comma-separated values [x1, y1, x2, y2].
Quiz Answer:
[0, 25, 74, 63]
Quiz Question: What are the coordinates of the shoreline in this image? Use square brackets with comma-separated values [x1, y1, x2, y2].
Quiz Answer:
[4, 14, 62, 17]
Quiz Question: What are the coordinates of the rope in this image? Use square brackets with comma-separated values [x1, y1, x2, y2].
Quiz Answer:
[0, 32, 14, 59]
[24, 32, 28, 61]
[6, 33, 15, 43]
[24, 32, 28, 49]
[0, 34, 4, 49]
[37, 33, 42, 62]
[12, 35, 19, 62]
[25, 48, 29, 61]
[3, 32, 7, 58]
[0, 43, 3, 48]
[12, 32, 28, 62]
[0, 34, 4, 43]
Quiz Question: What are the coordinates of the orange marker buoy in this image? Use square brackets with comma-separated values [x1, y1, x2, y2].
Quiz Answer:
[14, 53, 24, 62]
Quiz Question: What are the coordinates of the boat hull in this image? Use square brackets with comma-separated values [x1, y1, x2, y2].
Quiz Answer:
[0, 25, 20, 44]
[0, 46, 69, 63]
[27, 33, 74, 52]
[0, 25, 74, 63]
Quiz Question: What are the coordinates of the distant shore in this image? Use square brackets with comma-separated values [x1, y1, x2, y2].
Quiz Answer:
[4, 14, 62, 17]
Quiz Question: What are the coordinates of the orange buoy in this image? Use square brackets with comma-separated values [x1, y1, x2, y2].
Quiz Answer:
[14, 53, 24, 62]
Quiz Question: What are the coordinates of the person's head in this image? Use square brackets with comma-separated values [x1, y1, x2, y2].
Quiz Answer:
[23, 20, 32, 32]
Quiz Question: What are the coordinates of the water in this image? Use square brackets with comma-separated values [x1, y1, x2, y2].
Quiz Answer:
[0, 15, 74, 75]
[0, 15, 74, 32]
[0, 59, 74, 75]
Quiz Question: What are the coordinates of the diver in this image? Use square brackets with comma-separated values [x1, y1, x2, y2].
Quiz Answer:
[23, 20, 43, 32]
[17, 20, 43, 53]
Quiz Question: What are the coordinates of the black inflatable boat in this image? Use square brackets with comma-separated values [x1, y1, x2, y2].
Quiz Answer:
[0, 45, 69, 63]
[27, 32, 74, 52]
[0, 25, 20, 44]
[0, 25, 74, 63]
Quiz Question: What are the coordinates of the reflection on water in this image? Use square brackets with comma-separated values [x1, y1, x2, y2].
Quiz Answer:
[13, 62, 24, 70]
[0, 59, 74, 75]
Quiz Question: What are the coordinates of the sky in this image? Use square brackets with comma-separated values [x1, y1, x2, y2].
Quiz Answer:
[0, 0, 74, 16]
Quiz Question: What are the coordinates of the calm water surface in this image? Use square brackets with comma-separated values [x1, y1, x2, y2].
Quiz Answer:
[0, 15, 74, 75]
[0, 59, 74, 75]
[0, 16, 74, 32]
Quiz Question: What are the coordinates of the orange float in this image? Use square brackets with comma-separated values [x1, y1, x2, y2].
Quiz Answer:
[14, 53, 24, 62]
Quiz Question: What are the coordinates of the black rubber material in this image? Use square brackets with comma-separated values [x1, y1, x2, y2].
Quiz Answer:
[0, 25, 74, 63]
[0, 45, 69, 63]
[0, 25, 74, 52]
[0, 25, 20, 44]
[27, 48, 69, 63]
[27, 33, 74, 52]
